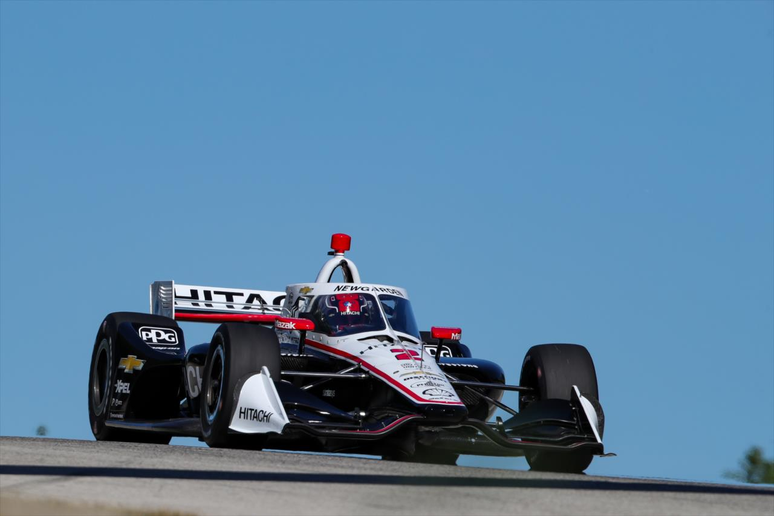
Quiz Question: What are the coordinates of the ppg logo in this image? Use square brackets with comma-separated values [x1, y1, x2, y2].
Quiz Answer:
[423, 345, 452, 358]
[139, 326, 178, 345]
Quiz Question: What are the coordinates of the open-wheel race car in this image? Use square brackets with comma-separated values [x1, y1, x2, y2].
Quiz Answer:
[88, 234, 609, 472]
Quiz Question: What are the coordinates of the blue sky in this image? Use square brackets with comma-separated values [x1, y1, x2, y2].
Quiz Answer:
[1, 1, 772, 484]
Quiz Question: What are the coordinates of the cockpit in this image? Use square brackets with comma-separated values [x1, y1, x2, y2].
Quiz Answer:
[306, 292, 420, 340]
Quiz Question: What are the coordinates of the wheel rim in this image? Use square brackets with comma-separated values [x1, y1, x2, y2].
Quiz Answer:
[91, 338, 111, 416]
[205, 344, 225, 425]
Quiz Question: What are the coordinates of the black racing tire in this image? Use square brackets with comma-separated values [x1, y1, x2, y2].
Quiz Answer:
[383, 445, 459, 466]
[88, 312, 172, 444]
[518, 343, 601, 473]
[200, 323, 281, 449]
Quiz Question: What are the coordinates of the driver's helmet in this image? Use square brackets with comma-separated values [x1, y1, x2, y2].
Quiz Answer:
[322, 294, 372, 332]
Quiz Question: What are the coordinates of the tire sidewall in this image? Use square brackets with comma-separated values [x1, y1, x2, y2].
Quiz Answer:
[88, 318, 119, 439]
[201, 331, 231, 443]
[519, 343, 598, 408]
[200, 324, 280, 447]
[518, 343, 601, 473]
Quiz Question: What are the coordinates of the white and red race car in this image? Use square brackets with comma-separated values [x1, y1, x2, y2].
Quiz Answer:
[88, 234, 607, 472]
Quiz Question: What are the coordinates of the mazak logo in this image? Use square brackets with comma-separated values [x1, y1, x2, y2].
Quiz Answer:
[115, 380, 130, 394]
[275, 320, 296, 330]
[391, 349, 423, 361]
[139, 326, 178, 345]
[238, 407, 273, 423]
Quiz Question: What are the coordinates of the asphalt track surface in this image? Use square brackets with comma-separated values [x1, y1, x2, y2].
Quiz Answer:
[1, 437, 772, 515]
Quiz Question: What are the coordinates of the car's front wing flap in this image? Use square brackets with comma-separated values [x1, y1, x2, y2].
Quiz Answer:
[264, 392, 604, 457]
[228, 367, 290, 435]
[108, 373, 604, 457]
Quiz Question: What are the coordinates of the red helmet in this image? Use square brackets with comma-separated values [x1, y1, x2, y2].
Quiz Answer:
[322, 294, 371, 331]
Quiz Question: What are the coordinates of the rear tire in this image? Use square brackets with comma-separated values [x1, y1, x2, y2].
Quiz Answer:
[519, 344, 601, 473]
[88, 313, 172, 444]
[200, 323, 281, 449]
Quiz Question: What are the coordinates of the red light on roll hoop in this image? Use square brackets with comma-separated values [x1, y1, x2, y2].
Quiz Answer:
[331, 233, 352, 254]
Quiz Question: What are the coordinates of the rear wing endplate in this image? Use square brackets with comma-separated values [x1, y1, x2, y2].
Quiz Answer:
[150, 281, 286, 321]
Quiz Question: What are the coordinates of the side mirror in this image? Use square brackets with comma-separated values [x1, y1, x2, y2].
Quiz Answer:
[431, 327, 461, 341]
[275, 317, 315, 354]
[430, 327, 461, 362]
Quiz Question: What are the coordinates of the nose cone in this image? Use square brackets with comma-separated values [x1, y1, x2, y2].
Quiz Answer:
[420, 403, 468, 423]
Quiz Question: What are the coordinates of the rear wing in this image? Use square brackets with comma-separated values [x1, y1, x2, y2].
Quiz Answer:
[150, 281, 286, 323]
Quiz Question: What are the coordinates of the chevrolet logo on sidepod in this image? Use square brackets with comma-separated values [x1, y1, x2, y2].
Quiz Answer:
[299, 287, 314, 295]
[118, 355, 145, 374]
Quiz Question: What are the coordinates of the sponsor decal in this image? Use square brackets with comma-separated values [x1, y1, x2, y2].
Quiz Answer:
[276, 317, 313, 331]
[175, 288, 285, 312]
[111, 398, 123, 407]
[400, 362, 422, 369]
[423, 388, 456, 399]
[444, 363, 478, 368]
[333, 285, 404, 297]
[299, 286, 314, 295]
[187, 364, 202, 398]
[332, 294, 361, 315]
[238, 407, 273, 423]
[109, 412, 124, 419]
[341, 301, 359, 315]
[423, 345, 453, 358]
[322, 389, 335, 398]
[410, 380, 449, 389]
[451, 332, 461, 341]
[276, 320, 297, 330]
[399, 371, 444, 379]
[118, 355, 145, 374]
[401, 375, 445, 384]
[139, 326, 178, 345]
[115, 380, 130, 394]
[391, 349, 422, 361]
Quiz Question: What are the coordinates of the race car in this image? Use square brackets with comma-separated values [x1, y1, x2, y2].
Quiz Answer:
[88, 233, 608, 472]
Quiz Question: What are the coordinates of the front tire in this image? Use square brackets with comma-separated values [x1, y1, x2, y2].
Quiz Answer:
[88, 313, 172, 444]
[519, 343, 602, 473]
[200, 323, 281, 449]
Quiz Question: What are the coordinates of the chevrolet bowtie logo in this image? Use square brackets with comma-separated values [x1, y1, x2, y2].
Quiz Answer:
[119, 355, 145, 374]
[299, 287, 314, 295]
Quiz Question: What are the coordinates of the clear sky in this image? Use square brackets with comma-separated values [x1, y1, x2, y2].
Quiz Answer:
[1, 1, 772, 485]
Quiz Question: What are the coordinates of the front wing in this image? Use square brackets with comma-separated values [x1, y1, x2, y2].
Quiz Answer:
[107, 368, 605, 458]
